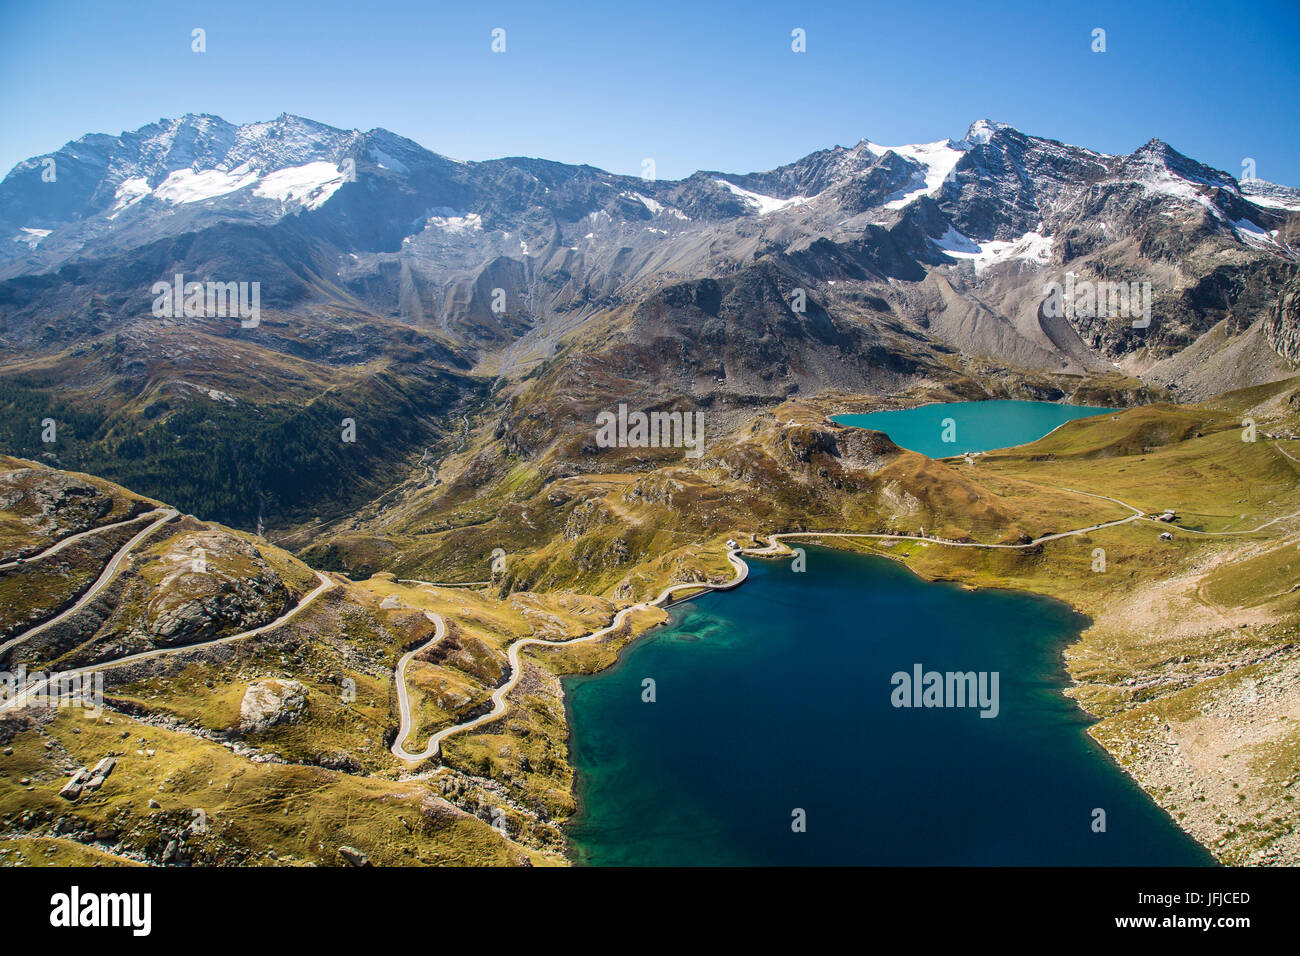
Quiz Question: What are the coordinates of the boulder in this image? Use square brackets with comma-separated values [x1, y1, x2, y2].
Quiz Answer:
[84, 756, 116, 790]
[238, 679, 309, 734]
[59, 768, 90, 801]
[338, 845, 371, 867]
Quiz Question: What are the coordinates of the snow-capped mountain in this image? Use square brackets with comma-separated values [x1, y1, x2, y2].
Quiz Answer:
[1, 113, 1297, 397]
[3, 114, 348, 233]
[7, 113, 1294, 275]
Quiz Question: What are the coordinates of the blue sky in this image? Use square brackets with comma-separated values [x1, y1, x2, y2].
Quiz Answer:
[2, 0, 1298, 184]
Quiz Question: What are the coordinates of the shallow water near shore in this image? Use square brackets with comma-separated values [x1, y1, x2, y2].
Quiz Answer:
[564, 547, 1213, 866]
[833, 399, 1116, 458]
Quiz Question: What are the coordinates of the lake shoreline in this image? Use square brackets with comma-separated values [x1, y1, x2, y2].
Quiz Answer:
[832, 399, 1117, 459]
[551, 399, 1246, 865]
[558, 538, 1215, 866]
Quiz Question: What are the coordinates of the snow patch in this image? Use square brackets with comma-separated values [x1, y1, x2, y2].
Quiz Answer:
[931, 226, 1054, 274]
[428, 212, 482, 233]
[13, 227, 52, 249]
[964, 121, 998, 146]
[1245, 194, 1300, 211]
[714, 179, 807, 215]
[150, 161, 345, 209]
[627, 191, 663, 214]
[109, 177, 151, 218]
[154, 163, 260, 204]
[253, 161, 346, 209]
[1241, 179, 1300, 211]
[368, 146, 409, 173]
[931, 225, 982, 256]
[1132, 164, 1224, 220]
[870, 140, 966, 208]
[1232, 217, 1279, 248]
[624, 191, 689, 220]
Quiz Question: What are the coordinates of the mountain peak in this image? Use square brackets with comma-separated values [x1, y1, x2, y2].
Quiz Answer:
[1126, 137, 1240, 195]
[1134, 137, 1178, 160]
[963, 119, 1011, 145]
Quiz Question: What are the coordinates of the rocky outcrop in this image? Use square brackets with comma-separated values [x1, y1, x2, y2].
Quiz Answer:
[783, 422, 900, 475]
[835, 426, 903, 473]
[85, 757, 116, 791]
[147, 571, 287, 643]
[563, 497, 618, 540]
[0, 468, 117, 546]
[1265, 271, 1300, 367]
[416, 624, 504, 684]
[59, 768, 91, 801]
[57, 756, 116, 802]
[337, 845, 372, 867]
[145, 531, 291, 646]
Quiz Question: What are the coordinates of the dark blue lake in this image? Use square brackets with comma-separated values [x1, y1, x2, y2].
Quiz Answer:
[564, 547, 1212, 866]
[833, 399, 1116, 458]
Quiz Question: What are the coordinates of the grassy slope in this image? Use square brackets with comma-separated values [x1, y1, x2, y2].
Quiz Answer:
[0, 708, 539, 866]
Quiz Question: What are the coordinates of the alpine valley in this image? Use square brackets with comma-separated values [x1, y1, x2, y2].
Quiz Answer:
[1, 113, 1298, 867]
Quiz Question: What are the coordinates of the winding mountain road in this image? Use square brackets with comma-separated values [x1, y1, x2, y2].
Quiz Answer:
[391, 610, 448, 760]
[0, 508, 179, 664]
[390, 550, 749, 761]
[1174, 510, 1300, 536]
[749, 487, 1147, 552]
[398, 578, 491, 589]
[0, 508, 170, 573]
[6, 479, 1293, 765]
[0, 570, 335, 714]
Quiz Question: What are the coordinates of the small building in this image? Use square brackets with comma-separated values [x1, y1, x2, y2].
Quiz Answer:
[726, 539, 738, 550]
[1159, 531, 1174, 542]
[1158, 510, 1176, 522]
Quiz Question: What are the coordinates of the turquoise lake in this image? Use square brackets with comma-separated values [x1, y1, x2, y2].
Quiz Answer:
[833, 400, 1117, 458]
[564, 547, 1213, 866]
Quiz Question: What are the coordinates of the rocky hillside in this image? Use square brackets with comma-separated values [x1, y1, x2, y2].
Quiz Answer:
[0, 458, 317, 672]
